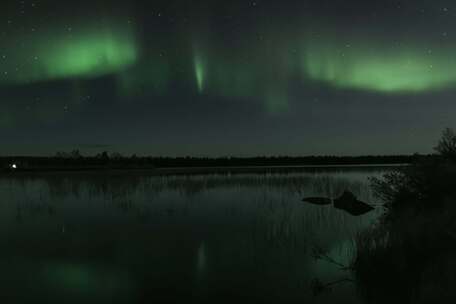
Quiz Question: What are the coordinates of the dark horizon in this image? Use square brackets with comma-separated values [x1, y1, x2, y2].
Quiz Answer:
[0, 153, 418, 173]
[0, 151, 423, 159]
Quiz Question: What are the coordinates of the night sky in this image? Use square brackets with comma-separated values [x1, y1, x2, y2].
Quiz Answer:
[1, 0, 456, 156]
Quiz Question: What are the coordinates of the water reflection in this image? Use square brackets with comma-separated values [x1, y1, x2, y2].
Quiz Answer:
[0, 170, 385, 303]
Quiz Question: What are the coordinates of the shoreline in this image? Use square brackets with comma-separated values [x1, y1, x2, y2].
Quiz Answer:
[0, 163, 407, 176]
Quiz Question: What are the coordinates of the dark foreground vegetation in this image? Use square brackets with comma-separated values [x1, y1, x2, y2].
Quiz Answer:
[354, 128, 456, 303]
[1, 153, 417, 172]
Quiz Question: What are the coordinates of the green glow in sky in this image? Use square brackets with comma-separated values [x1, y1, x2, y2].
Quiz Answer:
[302, 39, 456, 92]
[44, 30, 138, 79]
[1, 23, 138, 84]
[4, 23, 455, 109]
[194, 54, 205, 93]
[190, 46, 290, 113]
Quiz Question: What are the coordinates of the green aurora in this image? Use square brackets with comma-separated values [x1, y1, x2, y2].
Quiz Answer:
[0, 22, 139, 84]
[3, 23, 456, 98]
[190, 47, 289, 112]
[187, 36, 456, 110]
[193, 53, 206, 93]
[302, 39, 456, 93]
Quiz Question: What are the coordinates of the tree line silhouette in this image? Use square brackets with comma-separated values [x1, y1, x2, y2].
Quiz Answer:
[0, 151, 419, 172]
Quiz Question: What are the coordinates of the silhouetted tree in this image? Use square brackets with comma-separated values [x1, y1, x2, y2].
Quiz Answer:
[95, 151, 109, 160]
[71, 149, 83, 159]
[357, 128, 456, 303]
[434, 127, 456, 160]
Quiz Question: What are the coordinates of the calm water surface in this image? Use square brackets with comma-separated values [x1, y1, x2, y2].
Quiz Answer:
[0, 170, 387, 303]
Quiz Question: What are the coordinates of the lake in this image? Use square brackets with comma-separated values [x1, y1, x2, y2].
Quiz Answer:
[0, 168, 389, 303]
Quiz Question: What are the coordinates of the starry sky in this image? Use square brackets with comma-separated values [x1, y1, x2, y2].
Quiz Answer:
[1, 0, 456, 156]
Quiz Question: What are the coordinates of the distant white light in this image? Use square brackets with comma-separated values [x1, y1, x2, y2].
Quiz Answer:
[11, 164, 17, 169]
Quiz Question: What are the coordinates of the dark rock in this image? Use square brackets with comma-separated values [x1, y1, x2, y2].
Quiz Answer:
[334, 191, 374, 216]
